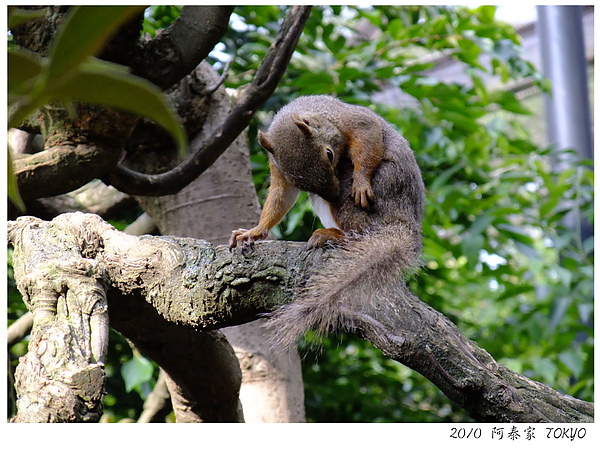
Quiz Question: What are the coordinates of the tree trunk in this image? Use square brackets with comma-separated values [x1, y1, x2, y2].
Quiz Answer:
[135, 62, 305, 422]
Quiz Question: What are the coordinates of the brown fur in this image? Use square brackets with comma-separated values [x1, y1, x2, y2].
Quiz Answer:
[230, 95, 425, 348]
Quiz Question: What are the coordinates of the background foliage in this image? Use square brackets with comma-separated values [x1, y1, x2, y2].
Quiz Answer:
[8, 5, 593, 422]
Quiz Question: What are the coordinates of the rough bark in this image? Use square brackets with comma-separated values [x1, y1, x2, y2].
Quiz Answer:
[354, 282, 594, 422]
[8, 213, 594, 422]
[109, 299, 244, 423]
[128, 62, 247, 422]
[9, 214, 109, 422]
[222, 321, 306, 422]
[13, 139, 124, 201]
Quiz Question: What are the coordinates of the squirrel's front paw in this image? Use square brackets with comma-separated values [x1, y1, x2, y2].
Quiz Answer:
[229, 228, 267, 253]
[351, 181, 374, 210]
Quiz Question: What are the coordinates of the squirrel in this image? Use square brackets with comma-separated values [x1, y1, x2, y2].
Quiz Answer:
[229, 95, 425, 349]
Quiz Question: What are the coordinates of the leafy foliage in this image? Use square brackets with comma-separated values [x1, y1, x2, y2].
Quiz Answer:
[142, 5, 182, 37]
[301, 333, 468, 422]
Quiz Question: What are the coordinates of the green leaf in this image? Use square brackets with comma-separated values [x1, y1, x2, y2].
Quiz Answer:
[497, 285, 534, 301]
[294, 71, 336, 93]
[8, 7, 46, 29]
[8, 47, 44, 96]
[461, 232, 484, 265]
[7, 151, 25, 211]
[496, 223, 535, 245]
[559, 351, 584, 378]
[474, 5, 497, 24]
[549, 295, 571, 331]
[43, 6, 145, 88]
[121, 355, 154, 393]
[583, 236, 594, 255]
[52, 58, 187, 156]
[468, 211, 496, 236]
[325, 34, 346, 55]
[500, 358, 522, 373]
[492, 90, 532, 115]
[532, 357, 558, 385]
[577, 302, 593, 324]
[428, 163, 463, 190]
[338, 66, 365, 84]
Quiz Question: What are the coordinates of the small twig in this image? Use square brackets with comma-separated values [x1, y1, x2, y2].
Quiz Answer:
[137, 369, 171, 423]
[7, 312, 33, 348]
[202, 60, 232, 96]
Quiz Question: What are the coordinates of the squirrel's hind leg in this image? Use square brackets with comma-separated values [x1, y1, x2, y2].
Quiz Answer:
[307, 228, 345, 249]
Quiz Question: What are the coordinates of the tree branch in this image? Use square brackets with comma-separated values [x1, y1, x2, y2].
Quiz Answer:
[137, 370, 171, 423]
[133, 6, 234, 90]
[12, 142, 123, 201]
[9, 214, 109, 422]
[8, 213, 593, 422]
[353, 283, 594, 422]
[104, 5, 312, 196]
[7, 312, 33, 348]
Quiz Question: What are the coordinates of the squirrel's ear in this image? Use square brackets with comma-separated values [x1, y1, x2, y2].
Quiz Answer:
[258, 130, 275, 154]
[291, 113, 314, 136]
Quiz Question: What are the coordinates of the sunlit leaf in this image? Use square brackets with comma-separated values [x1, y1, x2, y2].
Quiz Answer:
[121, 355, 154, 393]
[559, 351, 584, 379]
[474, 5, 497, 24]
[532, 358, 558, 385]
[52, 58, 187, 156]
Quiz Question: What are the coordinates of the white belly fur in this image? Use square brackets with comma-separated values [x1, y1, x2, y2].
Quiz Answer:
[309, 194, 339, 229]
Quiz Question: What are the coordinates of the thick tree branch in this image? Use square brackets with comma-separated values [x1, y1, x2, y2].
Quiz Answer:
[9, 215, 109, 422]
[8, 213, 593, 422]
[133, 6, 234, 90]
[8, 7, 232, 204]
[104, 5, 312, 196]
[9, 99, 138, 203]
[353, 283, 594, 422]
[10, 7, 309, 204]
[13, 142, 122, 201]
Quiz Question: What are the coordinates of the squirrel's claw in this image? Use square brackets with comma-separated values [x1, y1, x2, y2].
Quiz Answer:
[351, 183, 374, 210]
[229, 228, 267, 254]
[307, 228, 346, 249]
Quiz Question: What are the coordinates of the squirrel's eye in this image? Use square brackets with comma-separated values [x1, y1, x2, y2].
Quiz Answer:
[326, 148, 334, 163]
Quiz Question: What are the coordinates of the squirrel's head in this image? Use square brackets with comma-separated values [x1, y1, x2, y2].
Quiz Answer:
[258, 114, 342, 202]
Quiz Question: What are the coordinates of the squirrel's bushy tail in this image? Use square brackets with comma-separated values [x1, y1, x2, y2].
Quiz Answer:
[265, 223, 422, 350]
